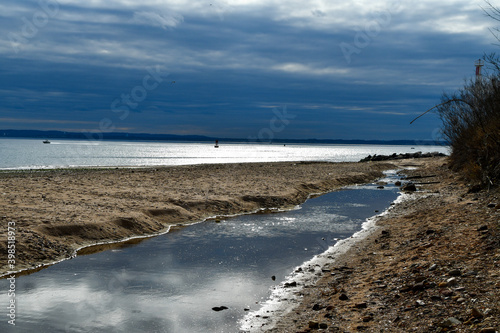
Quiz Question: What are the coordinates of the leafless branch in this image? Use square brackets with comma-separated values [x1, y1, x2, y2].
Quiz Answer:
[410, 99, 472, 124]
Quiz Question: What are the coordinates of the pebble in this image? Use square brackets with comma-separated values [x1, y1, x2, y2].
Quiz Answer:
[446, 277, 458, 286]
[308, 321, 319, 329]
[339, 293, 349, 301]
[212, 306, 228, 312]
[428, 264, 438, 271]
[471, 307, 484, 319]
[401, 182, 417, 192]
[441, 289, 454, 297]
[413, 281, 425, 291]
[441, 317, 461, 327]
[448, 269, 462, 277]
[312, 304, 322, 311]
[355, 302, 368, 309]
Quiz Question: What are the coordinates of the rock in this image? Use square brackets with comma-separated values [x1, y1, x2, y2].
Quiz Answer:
[441, 289, 454, 297]
[284, 281, 297, 288]
[308, 321, 319, 329]
[395, 181, 402, 186]
[401, 182, 417, 192]
[413, 282, 425, 291]
[478, 225, 488, 232]
[339, 293, 349, 301]
[400, 285, 413, 293]
[312, 304, 323, 311]
[362, 316, 373, 322]
[271, 275, 276, 281]
[487, 203, 496, 208]
[319, 323, 328, 329]
[468, 184, 482, 193]
[448, 269, 462, 277]
[471, 307, 484, 319]
[416, 300, 426, 307]
[355, 302, 368, 309]
[428, 264, 438, 271]
[212, 306, 228, 312]
[441, 317, 462, 327]
[456, 297, 466, 303]
[377, 186, 384, 189]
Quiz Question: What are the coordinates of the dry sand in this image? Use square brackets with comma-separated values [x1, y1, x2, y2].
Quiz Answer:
[0, 161, 393, 276]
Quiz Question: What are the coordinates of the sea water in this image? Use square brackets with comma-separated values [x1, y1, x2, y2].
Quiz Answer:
[0, 138, 448, 170]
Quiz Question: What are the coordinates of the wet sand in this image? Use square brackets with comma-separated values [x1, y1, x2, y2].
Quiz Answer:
[0, 161, 394, 276]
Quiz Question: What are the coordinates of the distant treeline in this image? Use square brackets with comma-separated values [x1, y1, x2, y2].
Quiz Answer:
[0, 129, 447, 146]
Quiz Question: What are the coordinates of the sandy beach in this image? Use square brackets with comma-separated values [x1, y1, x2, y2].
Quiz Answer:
[0, 161, 393, 276]
[1, 158, 498, 332]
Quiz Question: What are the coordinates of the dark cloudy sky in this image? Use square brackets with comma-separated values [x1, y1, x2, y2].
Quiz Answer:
[1, 0, 497, 140]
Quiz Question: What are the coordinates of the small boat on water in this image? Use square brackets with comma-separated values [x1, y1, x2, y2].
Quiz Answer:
[43, 140, 50, 144]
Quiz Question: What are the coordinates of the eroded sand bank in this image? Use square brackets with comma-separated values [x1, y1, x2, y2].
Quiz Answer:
[0, 161, 394, 276]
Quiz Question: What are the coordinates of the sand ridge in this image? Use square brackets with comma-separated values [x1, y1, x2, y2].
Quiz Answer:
[0, 161, 394, 276]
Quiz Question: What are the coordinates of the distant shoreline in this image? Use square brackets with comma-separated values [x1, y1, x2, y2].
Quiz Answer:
[0, 129, 448, 146]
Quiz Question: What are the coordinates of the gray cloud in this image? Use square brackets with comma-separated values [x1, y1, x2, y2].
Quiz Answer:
[0, 0, 497, 140]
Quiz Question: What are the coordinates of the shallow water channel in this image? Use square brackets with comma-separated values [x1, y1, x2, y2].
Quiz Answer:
[1, 174, 401, 333]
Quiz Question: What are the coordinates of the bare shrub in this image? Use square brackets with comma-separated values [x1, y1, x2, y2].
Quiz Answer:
[436, 73, 500, 187]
